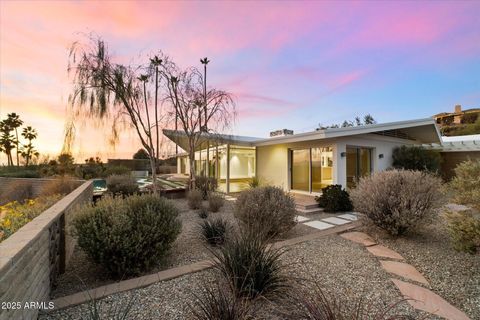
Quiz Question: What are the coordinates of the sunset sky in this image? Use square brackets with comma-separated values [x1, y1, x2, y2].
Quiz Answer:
[1, 1, 479, 164]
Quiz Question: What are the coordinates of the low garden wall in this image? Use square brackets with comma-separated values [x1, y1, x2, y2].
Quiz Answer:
[0, 177, 52, 198]
[0, 180, 93, 320]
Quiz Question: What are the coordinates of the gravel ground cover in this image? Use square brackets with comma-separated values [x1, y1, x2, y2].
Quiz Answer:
[52, 198, 323, 298]
[361, 210, 480, 320]
[42, 234, 428, 320]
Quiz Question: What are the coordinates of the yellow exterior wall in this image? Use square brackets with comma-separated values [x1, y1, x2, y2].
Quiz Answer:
[256, 144, 289, 189]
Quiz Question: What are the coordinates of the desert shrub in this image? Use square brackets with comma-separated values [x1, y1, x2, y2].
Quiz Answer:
[208, 192, 225, 212]
[392, 145, 441, 173]
[39, 177, 79, 197]
[350, 170, 443, 236]
[248, 176, 260, 188]
[0, 195, 61, 242]
[195, 175, 218, 200]
[199, 218, 230, 246]
[0, 169, 40, 178]
[106, 174, 139, 196]
[282, 281, 411, 320]
[315, 185, 353, 212]
[188, 189, 203, 210]
[235, 186, 296, 239]
[0, 182, 33, 205]
[449, 159, 480, 210]
[190, 280, 254, 320]
[103, 165, 131, 177]
[198, 206, 209, 219]
[445, 210, 480, 254]
[72, 194, 181, 277]
[210, 232, 289, 300]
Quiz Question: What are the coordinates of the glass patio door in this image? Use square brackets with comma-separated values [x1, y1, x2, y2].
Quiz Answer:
[346, 147, 372, 188]
[291, 149, 310, 192]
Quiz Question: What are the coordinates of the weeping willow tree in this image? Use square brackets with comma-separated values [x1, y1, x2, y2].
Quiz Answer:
[68, 37, 165, 193]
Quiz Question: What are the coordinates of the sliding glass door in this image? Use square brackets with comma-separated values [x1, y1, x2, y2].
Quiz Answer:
[291, 147, 333, 192]
[291, 149, 310, 191]
[346, 147, 372, 188]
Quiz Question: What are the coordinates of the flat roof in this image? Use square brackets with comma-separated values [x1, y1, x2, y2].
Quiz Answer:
[163, 118, 442, 151]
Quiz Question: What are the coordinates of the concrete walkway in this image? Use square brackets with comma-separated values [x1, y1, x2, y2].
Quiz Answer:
[297, 212, 359, 231]
[340, 231, 471, 320]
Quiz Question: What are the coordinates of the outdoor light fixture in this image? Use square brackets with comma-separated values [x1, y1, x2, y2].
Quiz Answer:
[341, 152, 347, 157]
[379, 154, 384, 159]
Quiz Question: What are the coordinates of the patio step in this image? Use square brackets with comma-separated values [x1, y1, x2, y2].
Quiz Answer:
[295, 202, 320, 210]
[296, 207, 324, 215]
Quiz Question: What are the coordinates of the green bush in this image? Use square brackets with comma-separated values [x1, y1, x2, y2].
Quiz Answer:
[350, 170, 443, 236]
[0, 169, 40, 178]
[195, 175, 218, 200]
[208, 192, 224, 213]
[72, 194, 181, 277]
[188, 189, 203, 210]
[0, 195, 61, 242]
[106, 174, 139, 196]
[449, 159, 480, 210]
[315, 185, 353, 212]
[445, 210, 480, 254]
[199, 218, 230, 246]
[103, 165, 131, 177]
[198, 206, 209, 219]
[392, 145, 441, 173]
[210, 232, 289, 300]
[235, 186, 296, 239]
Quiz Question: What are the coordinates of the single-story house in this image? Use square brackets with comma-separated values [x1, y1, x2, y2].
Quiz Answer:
[163, 118, 453, 194]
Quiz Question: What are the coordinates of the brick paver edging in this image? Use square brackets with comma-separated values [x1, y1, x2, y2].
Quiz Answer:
[48, 221, 360, 312]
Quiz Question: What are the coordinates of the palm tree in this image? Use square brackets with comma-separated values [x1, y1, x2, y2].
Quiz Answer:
[0, 120, 14, 166]
[20, 126, 39, 166]
[5, 113, 24, 166]
[150, 55, 162, 165]
[200, 57, 210, 131]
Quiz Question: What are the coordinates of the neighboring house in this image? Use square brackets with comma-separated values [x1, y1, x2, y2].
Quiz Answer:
[164, 118, 442, 194]
[433, 104, 480, 136]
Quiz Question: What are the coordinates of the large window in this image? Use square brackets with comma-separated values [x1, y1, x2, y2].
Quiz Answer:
[291, 147, 333, 192]
[346, 147, 372, 189]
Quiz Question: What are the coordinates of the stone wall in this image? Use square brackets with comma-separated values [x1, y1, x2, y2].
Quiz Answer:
[0, 180, 93, 320]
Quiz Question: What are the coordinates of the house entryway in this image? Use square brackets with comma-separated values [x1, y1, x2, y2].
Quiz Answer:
[290, 147, 334, 193]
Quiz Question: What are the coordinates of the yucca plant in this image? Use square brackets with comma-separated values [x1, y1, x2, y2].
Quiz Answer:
[281, 281, 412, 320]
[190, 280, 254, 320]
[210, 232, 289, 300]
[198, 206, 209, 219]
[199, 218, 230, 246]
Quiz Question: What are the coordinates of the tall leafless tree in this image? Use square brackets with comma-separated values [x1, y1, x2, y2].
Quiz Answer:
[159, 61, 236, 189]
[67, 37, 165, 193]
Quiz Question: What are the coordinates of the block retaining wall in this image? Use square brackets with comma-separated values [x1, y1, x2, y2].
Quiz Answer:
[0, 180, 93, 320]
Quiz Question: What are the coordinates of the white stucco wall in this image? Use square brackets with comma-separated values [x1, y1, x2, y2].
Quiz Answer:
[256, 134, 415, 191]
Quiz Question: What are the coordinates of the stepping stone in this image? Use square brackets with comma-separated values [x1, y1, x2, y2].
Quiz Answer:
[340, 232, 376, 246]
[380, 261, 428, 285]
[295, 215, 310, 222]
[322, 217, 351, 225]
[337, 213, 358, 221]
[367, 245, 404, 260]
[304, 220, 334, 230]
[391, 278, 470, 320]
[444, 203, 470, 212]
